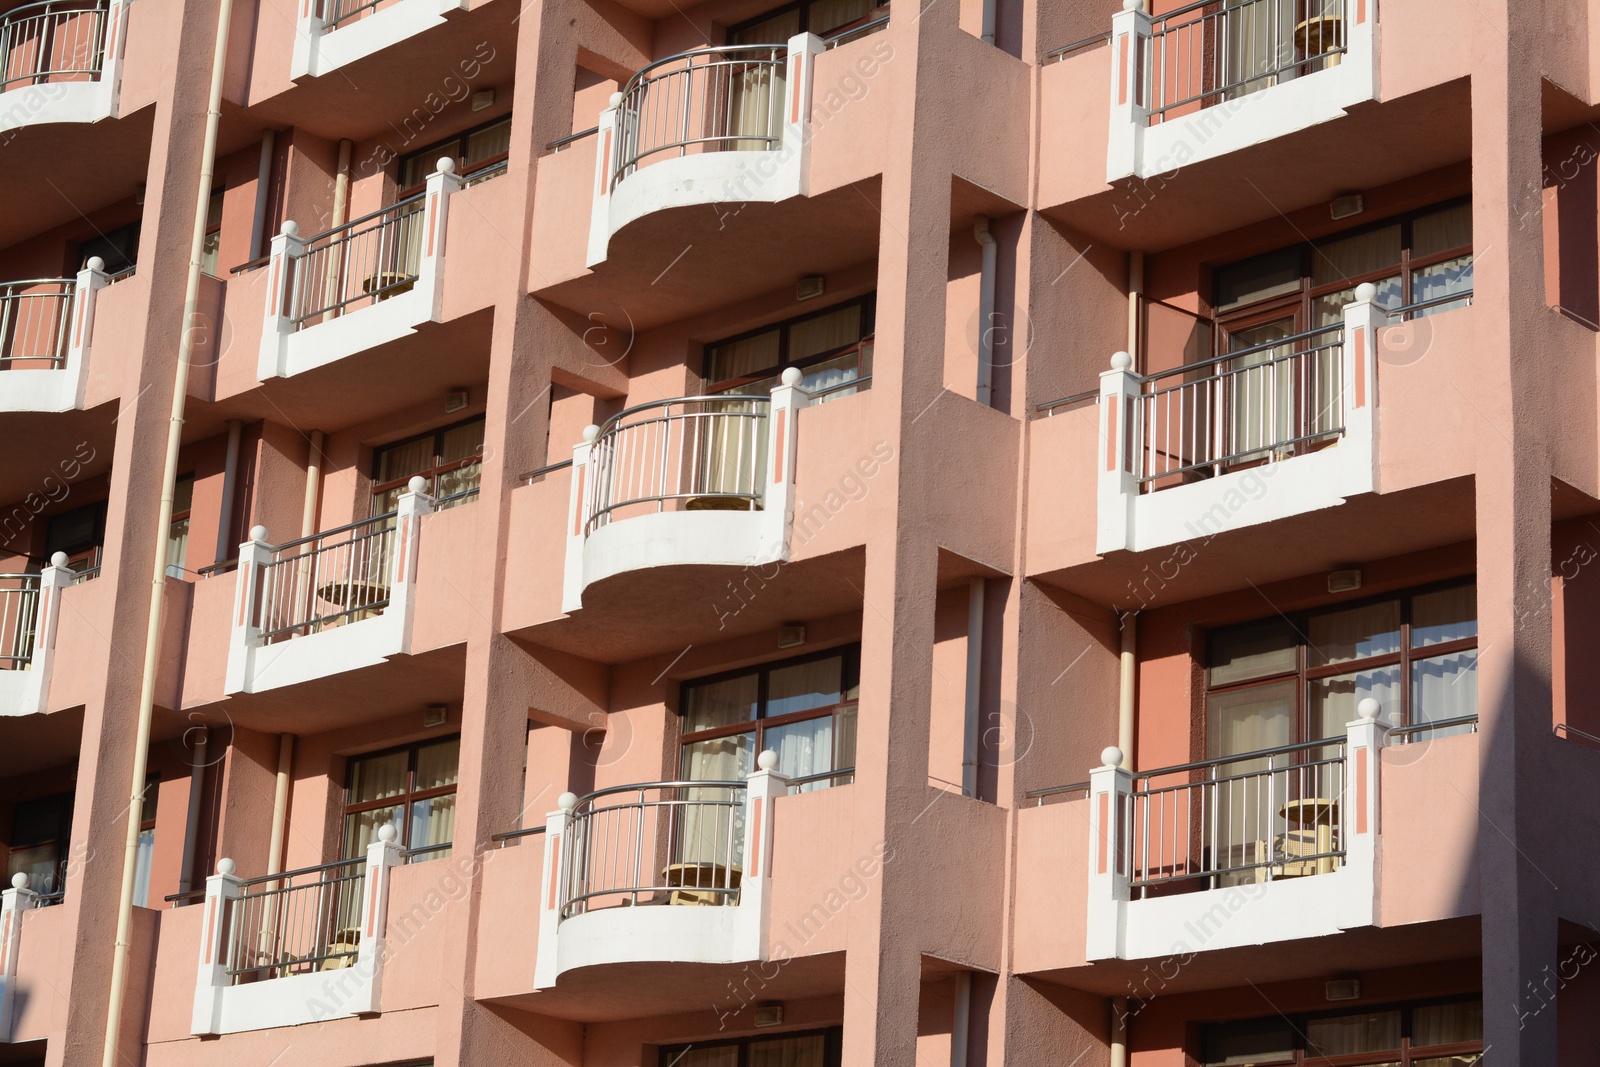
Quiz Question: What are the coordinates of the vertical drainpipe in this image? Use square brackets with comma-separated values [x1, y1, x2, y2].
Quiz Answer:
[266, 734, 294, 875]
[1127, 251, 1144, 371]
[952, 971, 973, 1067]
[322, 139, 352, 312]
[213, 418, 242, 564]
[979, 0, 995, 44]
[1111, 996, 1129, 1067]
[962, 577, 985, 798]
[1120, 250, 1143, 768]
[974, 217, 997, 407]
[300, 428, 325, 540]
[249, 129, 275, 260]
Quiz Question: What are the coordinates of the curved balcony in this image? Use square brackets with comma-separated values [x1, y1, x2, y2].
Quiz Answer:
[561, 372, 808, 612]
[0, 263, 109, 411]
[0, 559, 70, 716]
[533, 757, 786, 987]
[586, 34, 824, 266]
[0, 0, 127, 134]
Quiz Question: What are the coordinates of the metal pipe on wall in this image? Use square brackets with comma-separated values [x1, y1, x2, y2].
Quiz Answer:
[1111, 996, 1129, 1067]
[975, 217, 997, 406]
[266, 734, 294, 875]
[300, 428, 325, 540]
[952, 971, 973, 1067]
[322, 139, 352, 312]
[962, 577, 985, 797]
[1128, 249, 1144, 366]
[1119, 613, 1137, 769]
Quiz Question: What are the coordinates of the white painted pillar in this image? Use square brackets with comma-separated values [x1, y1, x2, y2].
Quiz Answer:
[290, 0, 327, 79]
[19, 555, 73, 716]
[778, 32, 825, 193]
[349, 823, 404, 1014]
[1096, 352, 1140, 554]
[1106, 0, 1152, 181]
[257, 222, 307, 380]
[1086, 746, 1132, 961]
[762, 367, 811, 562]
[533, 792, 578, 989]
[585, 96, 622, 266]
[0, 874, 40, 1040]
[737, 750, 789, 959]
[190, 858, 244, 1036]
[224, 526, 274, 695]
[64, 258, 110, 409]
[1340, 282, 1385, 490]
[1337, 698, 1389, 931]
[416, 157, 463, 321]
[561, 427, 599, 613]
[387, 476, 434, 654]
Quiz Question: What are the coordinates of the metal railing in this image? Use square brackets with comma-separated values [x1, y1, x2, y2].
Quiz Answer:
[0, 574, 39, 670]
[612, 44, 788, 189]
[256, 513, 397, 642]
[824, 12, 888, 48]
[1046, 29, 1111, 61]
[1123, 737, 1347, 893]
[1137, 321, 1344, 486]
[546, 126, 598, 152]
[560, 780, 746, 919]
[1555, 722, 1600, 753]
[0, 0, 110, 92]
[289, 194, 427, 328]
[521, 458, 573, 483]
[1142, 0, 1346, 121]
[581, 395, 769, 537]
[807, 371, 873, 402]
[1385, 289, 1475, 321]
[1034, 389, 1099, 417]
[491, 824, 548, 846]
[1389, 714, 1479, 744]
[1025, 779, 1091, 806]
[319, 0, 395, 29]
[785, 766, 856, 790]
[0, 279, 74, 368]
[221, 857, 367, 983]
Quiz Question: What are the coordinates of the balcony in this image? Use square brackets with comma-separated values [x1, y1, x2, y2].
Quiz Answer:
[0, 557, 71, 717]
[224, 480, 432, 695]
[0, 870, 67, 1041]
[189, 827, 404, 1034]
[532, 755, 788, 988]
[0, 0, 128, 134]
[0, 261, 109, 412]
[562, 372, 808, 613]
[1106, 0, 1375, 181]
[586, 34, 825, 267]
[256, 160, 461, 381]
[290, 0, 465, 79]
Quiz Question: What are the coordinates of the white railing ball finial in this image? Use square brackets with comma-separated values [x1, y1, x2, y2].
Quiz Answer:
[377, 823, 397, 843]
[1101, 746, 1123, 768]
[217, 857, 236, 876]
[757, 749, 779, 772]
[581, 424, 600, 444]
[436, 156, 457, 175]
[406, 475, 428, 495]
[249, 524, 269, 543]
[779, 367, 803, 388]
[1111, 351, 1132, 371]
[1357, 697, 1380, 721]
[1123, 0, 1143, 10]
[86, 256, 105, 273]
[280, 220, 298, 237]
[49, 551, 69, 568]
[558, 791, 578, 813]
[609, 91, 624, 109]
[10, 872, 27, 890]
[1355, 282, 1377, 303]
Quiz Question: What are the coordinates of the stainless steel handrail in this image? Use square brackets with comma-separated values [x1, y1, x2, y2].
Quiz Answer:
[520, 458, 573, 482]
[785, 766, 856, 787]
[823, 12, 888, 47]
[1034, 389, 1100, 416]
[1555, 722, 1600, 750]
[234, 854, 364, 888]
[491, 825, 549, 845]
[0, 0, 110, 92]
[1143, 321, 1343, 383]
[1024, 780, 1090, 805]
[1388, 714, 1479, 742]
[268, 510, 398, 554]
[546, 126, 599, 151]
[1129, 735, 1339, 781]
[1045, 29, 1111, 60]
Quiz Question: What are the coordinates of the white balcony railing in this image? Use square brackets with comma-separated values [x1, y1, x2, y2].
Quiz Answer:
[534, 754, 787, 987]
[0, 872, 46, 1037]
[225, 479, 432, 695]
[290, 0, 465, 79]
[0, 263, 108, 412]
[0, 558, 71, 716]
[587, 33, 824, 265]
[258, 160, 460, 380]
[0, 0, 126, 133]
[191, 827, 403, 1034]
[563, 371, 808, 611]
[0, 575, 40, 670]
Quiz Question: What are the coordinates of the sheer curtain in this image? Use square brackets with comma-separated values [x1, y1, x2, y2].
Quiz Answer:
[1206, 681, 1294, 877]
[749, 1034, 829, 1067]
[1226, 317, 1296, 463]
[1224, 0, 1295, 99]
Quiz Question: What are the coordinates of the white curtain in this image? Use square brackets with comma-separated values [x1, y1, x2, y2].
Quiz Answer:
[133, 829, 154, 907]
[1411, 651, 1478, 732]
[1224, 0, 1295, 98]
[1206, 680, 1294, 874]
[749, 1034, 829, 1067]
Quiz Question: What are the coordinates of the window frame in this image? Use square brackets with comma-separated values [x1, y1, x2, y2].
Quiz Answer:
[702, 294, 875, 395]
[44, 499, 107, 574]
[1203, 579, 1478, 751]
[658, 1025, 844, 1066]
[369, 416, 485, 515]
[7, 791, 74, 895]
[726, 0, 884, 41]
[340, 735, 461, 858]
[1201, 995, 1483, 1066]
[396, 115, 513, 198]
[678, 645, 861, 776]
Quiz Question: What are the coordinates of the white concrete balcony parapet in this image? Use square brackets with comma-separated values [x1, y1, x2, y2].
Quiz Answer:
[190, 827, 404, 1035]
[586, 32, 826, 266]
[225, 478, 431, 694]
[0, 262, 110, 412]
[1086, 701, 1389, 961]
[291, 0, 467, 80]
[562, 370, 809, 612]
[0, 873, 42, 1040]
[1096, 284, 1383, 554]
[0, 556, 73, 717]
[0, 0, 128, 135]
[1107, 0, 1376, 181]
[534, 751, 787, 988]
[258, 159, 461, 380]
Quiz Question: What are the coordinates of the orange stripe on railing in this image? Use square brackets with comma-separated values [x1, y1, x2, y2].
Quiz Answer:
[1356, 0, 1366, 24]
[1353, 329, 1367, 409]
[426, 194, 439, 258]
[750, 797, 764, 875]
[546, 837, 561, 910]
[236, 564, 249, 627]
[1096, 795, 1108, 874]
[72, 296, 84, 348]
[202, 896, 217, 963]
[789, 54, 804, 124]
[1355, 747, 1369, 834]
[1117, 34, 1128, 106]
[396, 522, 410, 583]
[365, 868, 380, 937]
[1104, 400, 1119, 472]
[772, 411, 786, 482]
[572, 467, 586, 537]
[598, 131, 611, 195]
[0, 913, 11, 972]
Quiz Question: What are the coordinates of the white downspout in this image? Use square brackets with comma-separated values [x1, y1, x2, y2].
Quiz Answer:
[176, 728, 207, 894]
[213, 418, 241, 565]
[1128, 250, 1144, 370]
[952, 972, 973, 1067]
[974, 217, 997, 407]
[979, 0, 995, 44]
[101, 0, 234, 1059]
[962, 577, 985, 797]
[300, 428, 324, 540]
[265, 734, 293, 875]
[1111, 996, 1129, 1067]
[322, 140, 352, 313]
[249, 129, 275, 261]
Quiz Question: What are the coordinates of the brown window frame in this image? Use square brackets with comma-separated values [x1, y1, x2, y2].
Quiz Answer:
[8, 791, 74, 896]
[659, 1026, 843, 1066]
[727, 0, 886, 41]
[396, 115, 512, 198]
[340, 736, 460, 858]
[369, 416, 484, 515]
[702, 294, 875, 394]
[1200, 996, 1483, 1066]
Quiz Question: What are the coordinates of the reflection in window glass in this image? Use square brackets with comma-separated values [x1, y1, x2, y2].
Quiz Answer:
[1305, 1010, 1402, 1056]
[1307, 599, 1400, 667]
[1208, 619, 1297, 686]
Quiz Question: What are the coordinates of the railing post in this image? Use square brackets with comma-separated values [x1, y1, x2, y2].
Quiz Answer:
[224, 527, 274, 695]
[1341, 0, 1376, 102]
[1107, 0, 1152, 181]
[348, 824, 403, 1015]
[290, 0, 327, 79]
[562, 426, 599, 613]
[99, 0, 130, 113]
[1340, 281, 1383, 490]
[1097, 352, 1140, 554]
[19, 554, 74, 716]
[777, 32, 825, 197]
[586, 95, 622, 266]
[416, 158, 463, 322]
[738, 750, 788, 959]
[762, 368, 810, 565]
[190, 858, 243, 1036]
[1337, 698, 1388, 931]
[257, 222, 307, 380]
[388, 477, 433, 654]
[63, 257, 109, 408]
[0, 873, 40, 1040]
[533, 792, 578, 990]
[1086, 745, 1132, 961]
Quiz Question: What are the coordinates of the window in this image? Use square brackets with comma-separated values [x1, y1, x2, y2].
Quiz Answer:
[166, 474, 194, 576]
[79, 220, 140, 278]
[45, 500, 106, 577]
[200, 190, 224, 277]
[397, 116, 512, 196]
[1204, 998, 1482, 1066]
[660, 1028, 842, 1066]
[729, 0, 881, 42]
[7, 792, 73, 896]
[680, 647, 859, 788]
[371, 417, 484, 515]
[133, 774, 158, 907]
[703, 296, 874, 403]
[342, 736, 459, 861]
